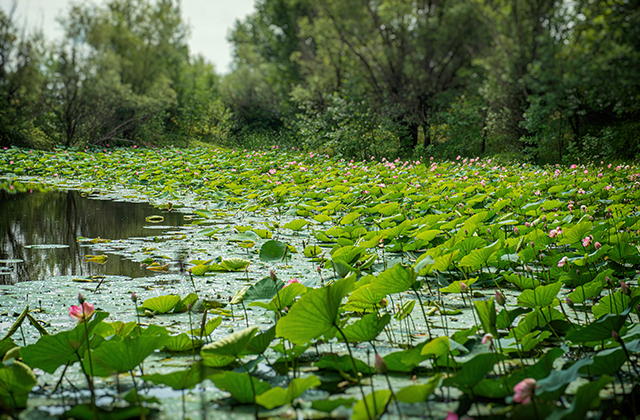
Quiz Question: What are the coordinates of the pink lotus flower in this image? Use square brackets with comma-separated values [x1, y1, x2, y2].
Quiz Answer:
[594, 242, 602, 250]
[513, 378, 536, 404]
[69, 302, 95, 322]
[582, 235, 593, 247]
[482, 333, 494, 350]
[557, 256, 568, 268]
[549, 229, 558, 238]
[284, 278, 300, 288]
[445, 413, 459, 420]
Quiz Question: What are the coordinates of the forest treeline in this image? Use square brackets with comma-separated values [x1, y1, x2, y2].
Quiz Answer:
[1, 0, 639, 162]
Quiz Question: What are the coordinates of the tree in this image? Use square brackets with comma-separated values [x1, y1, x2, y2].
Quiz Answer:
[0, 6, 44, 147]
[227, 0, 487, 150]
[521, 0, 640, 161]
[40, 0, 199, 146]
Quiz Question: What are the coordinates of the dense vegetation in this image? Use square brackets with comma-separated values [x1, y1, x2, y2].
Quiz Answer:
[1, 148, 640, 419]
[1, 0, 640, 162]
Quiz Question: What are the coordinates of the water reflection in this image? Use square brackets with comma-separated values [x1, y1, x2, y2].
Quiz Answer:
[0, 189, 185, 284]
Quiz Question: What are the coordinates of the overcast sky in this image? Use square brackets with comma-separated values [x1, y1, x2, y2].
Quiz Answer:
[0, 0, 256, 74]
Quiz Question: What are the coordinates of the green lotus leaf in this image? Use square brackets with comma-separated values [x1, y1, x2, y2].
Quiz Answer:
[244, 326, 276, 355]
[311, 397, 356, 412]
[90, 334, 166, 376]
[201, 326, 258, 358]
[174, 293, 199, 313]
[255, 375, 321, 409]
[459, 239, 501, 269]
[566, 313, 627, 343]
[143, 362, 212, 390]
[0, 360, 37, 410]
[259, 240, 289, 262]
[219, 258, 250, 271]
[188, 317, 222, 338]
[163, 333, 203, 352]
[517, 281, 563, 308]
[419, 336, 450, 358]
[369, 263, 416, 296]
[341, 314, 391, 342]
[244, 276, 285, 301]
[439, 278, 478, 293]
[473, 297, 498, 337]
[352, 390, 391, 420]
[21, 312, 109, 374]
[282, 219, 309, 231]
[141, 295, 181, 314]
[303, 245, 323, 258]
[545, 375, 613, 420]
[209, 372, 271, 404]
[557, 221, 592, 245]
[339, 211, 361, 225]
[276, 275, 356, 345]
[443, 353, 505, 395]
[249, 282, 306, 312]
[396, 374, 442, 404]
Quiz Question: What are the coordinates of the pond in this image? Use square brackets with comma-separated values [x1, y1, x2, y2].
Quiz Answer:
[1, 147, 639, 420]
[0, 188, 188, 284]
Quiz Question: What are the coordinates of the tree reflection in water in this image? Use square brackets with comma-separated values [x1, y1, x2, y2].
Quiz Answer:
[0, 189, 185, 284]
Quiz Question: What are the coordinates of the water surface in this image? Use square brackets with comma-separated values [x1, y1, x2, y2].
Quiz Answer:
[0, 188, 186, 284]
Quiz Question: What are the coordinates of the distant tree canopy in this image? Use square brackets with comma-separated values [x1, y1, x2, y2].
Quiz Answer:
[1, 0, 639, 162]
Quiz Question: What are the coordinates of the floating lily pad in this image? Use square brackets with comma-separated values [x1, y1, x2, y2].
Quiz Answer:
[24, 244, 69, 249]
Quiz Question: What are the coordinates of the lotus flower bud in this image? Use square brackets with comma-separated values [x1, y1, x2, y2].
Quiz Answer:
[565, 297, 574, 308]
[270, 270, 277, 281]
[495, 290, 506, 306]
[621, 281, 631, 296]
[612, 330, 621, 342]
[594, 242, 601, 250]
[374, 352, 388, 374]
[460, 282, 469, 293]
[131, 292, 138, 303]
[513, 378, 537, 405]
[78, 293, 85, 304]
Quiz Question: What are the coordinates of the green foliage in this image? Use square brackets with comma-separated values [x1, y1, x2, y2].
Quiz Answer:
[255, 375, 321, 409]
[5, 147, 640, 418]
[21, 312, 110, 374]
[276, 275, 355, 344]
[0, 360, 37, 411]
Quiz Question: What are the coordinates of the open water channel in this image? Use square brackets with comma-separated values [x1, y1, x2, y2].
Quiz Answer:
[0, 188, 187, 284]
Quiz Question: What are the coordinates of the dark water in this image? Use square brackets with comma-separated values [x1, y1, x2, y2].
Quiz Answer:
[0, 189, 186, 284]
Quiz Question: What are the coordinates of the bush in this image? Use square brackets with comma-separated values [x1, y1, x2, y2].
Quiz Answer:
[291, 94, 403, 159]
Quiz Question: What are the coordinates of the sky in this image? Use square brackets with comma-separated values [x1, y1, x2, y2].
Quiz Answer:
[0, 0, 256, 74]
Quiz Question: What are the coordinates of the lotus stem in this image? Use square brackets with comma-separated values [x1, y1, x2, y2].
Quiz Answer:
[335, 323, 373, 420]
